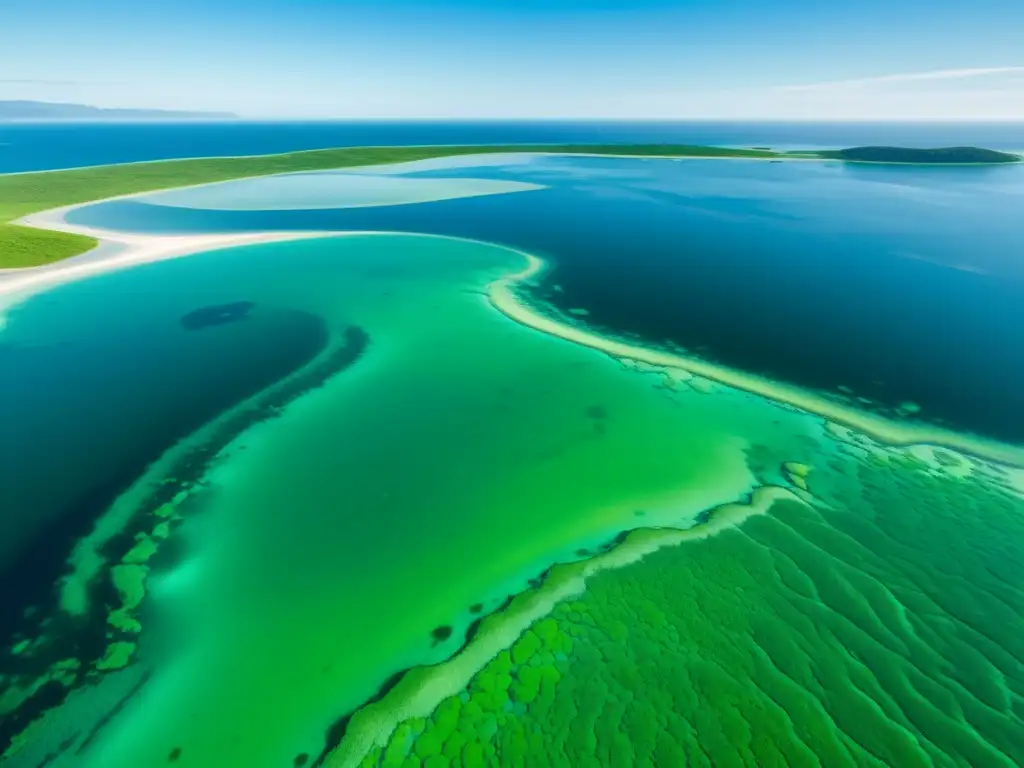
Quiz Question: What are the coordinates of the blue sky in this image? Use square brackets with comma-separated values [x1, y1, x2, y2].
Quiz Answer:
[2, 0, 1023, 119]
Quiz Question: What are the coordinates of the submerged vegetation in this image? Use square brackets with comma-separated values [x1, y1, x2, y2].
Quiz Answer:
[0, 325, 370, 758]
[341, 444, 1024, 768]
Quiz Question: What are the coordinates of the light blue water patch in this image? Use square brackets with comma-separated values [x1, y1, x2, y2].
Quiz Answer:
[136, 171, 544, 211]
[336, 152, 543, 176]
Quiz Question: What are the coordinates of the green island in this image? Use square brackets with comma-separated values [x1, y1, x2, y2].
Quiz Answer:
[1, 142, 1019, 269]
[816, 145, 1023, 164]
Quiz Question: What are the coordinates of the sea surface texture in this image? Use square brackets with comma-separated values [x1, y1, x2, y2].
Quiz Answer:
[2, 149, 1023, 767]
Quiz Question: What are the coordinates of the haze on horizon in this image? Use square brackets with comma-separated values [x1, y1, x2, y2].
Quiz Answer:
[1, 0, 1023, 121]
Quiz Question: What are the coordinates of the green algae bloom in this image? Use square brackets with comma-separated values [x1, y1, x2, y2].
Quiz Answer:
[354, 450, 1024, 768]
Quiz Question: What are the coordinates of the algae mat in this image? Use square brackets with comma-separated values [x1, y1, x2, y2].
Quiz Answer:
[352, 442, 1024, 768]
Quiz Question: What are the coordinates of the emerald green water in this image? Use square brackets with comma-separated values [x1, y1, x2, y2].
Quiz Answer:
[3, 233, 848, 766]
[4, 172, 1023, 766]
[373, 452, 1024, 768]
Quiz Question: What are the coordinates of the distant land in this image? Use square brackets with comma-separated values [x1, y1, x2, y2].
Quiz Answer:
[1, 142, 1020, 269]
[816, 145, 1022, 164]
[0, 100, 236, 121]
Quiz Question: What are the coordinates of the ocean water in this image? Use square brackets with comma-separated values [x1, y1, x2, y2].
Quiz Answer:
[2, 154, 1023, 767]
[72, 154, 1024, 443]
[1, 119, 1023, 173]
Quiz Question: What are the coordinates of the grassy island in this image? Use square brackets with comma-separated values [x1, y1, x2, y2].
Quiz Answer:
[816, 145, 1022, 164]
[0, 142, 1020, 268]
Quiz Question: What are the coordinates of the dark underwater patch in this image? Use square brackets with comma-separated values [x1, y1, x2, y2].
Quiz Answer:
[180, 301, 255, 330]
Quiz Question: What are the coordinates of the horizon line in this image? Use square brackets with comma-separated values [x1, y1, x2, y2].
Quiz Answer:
[3, 116, 1024, 124]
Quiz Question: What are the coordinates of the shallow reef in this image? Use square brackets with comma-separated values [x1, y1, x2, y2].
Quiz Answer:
[347, 445, 1024, 767]
[0, 324, 371, 757]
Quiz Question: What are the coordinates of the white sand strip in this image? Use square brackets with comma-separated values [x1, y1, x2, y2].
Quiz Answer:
[0, 205, 335, 321]
[487, 255, 1024, 467]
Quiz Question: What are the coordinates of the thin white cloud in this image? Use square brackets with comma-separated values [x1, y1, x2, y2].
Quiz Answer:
[0, 79, 83, 86]
[779, 67, 1024, 92]
[0, 79, 127, 87]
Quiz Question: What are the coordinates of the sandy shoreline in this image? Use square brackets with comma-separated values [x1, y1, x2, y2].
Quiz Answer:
[6, 144, 1014, 299]
[0, 148, 817, 305]
[487, 254, 1024, 467]
[0, 204, 335, 320]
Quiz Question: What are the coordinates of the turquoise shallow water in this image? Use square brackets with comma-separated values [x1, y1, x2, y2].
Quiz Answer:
[2, 154, 1023, 767]
[3, 232, 839, 766]
[137, 171, 542, 211]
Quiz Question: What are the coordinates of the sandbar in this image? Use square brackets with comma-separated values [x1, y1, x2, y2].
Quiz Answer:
[0, 204, 335, 323]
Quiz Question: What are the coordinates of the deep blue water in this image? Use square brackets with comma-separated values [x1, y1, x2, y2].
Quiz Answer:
[69, 154, 1024, 444]
[2, 120, 1023, 173]
[0, 280, 328, 629]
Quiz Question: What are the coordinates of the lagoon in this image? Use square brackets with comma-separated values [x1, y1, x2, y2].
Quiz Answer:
[2, 153, 1023, 767]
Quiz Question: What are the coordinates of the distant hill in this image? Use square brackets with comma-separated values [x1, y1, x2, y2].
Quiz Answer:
[817, 146, 1021, 164]
[0, 100, 236, 121]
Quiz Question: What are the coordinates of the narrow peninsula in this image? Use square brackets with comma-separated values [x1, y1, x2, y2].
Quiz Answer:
[0, 99, 237, 121]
